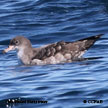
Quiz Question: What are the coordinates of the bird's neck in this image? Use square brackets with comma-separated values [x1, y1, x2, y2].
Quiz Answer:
[17, 47, 33, 65]
[17, 47, 25, 59]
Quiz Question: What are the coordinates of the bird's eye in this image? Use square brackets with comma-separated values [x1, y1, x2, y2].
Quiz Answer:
[15, 40, 19, 45]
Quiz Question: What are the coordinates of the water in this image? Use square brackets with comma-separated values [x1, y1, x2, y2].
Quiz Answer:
[0, 0, 108, 108]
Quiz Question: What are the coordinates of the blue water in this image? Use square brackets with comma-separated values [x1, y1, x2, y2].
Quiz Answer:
[0, 0, 108, 108]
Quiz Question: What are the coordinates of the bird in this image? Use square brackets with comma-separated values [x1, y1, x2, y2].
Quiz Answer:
[3, 34, 103, 65]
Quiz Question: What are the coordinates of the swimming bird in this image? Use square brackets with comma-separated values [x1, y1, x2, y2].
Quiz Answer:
[3, 34, 103, 65]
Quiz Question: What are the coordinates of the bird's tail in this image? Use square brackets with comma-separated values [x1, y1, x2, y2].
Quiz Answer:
[78, 34, 104, 50]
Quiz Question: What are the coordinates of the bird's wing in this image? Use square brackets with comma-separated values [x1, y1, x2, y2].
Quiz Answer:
[32, 34, 103, 60]
[32, 41, 70, 60]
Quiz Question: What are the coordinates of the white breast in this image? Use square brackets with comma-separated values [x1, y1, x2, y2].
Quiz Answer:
[17, 49, 24, 59]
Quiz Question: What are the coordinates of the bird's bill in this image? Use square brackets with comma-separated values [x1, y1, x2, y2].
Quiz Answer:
[3, 45, 15, 53]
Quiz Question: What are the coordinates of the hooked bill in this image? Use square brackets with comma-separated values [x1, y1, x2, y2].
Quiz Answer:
[2, 45, 15, 54]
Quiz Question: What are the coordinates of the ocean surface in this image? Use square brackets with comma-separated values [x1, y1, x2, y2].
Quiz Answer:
[0, 0, 108, 108]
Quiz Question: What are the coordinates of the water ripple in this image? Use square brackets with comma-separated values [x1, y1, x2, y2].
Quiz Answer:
[0, 0, 108, 108]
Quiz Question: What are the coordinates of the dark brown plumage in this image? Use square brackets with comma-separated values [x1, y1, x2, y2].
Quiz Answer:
[32, 34, 103, 61]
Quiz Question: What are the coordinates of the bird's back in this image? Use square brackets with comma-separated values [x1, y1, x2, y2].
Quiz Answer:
[31, 34, 103, 64]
